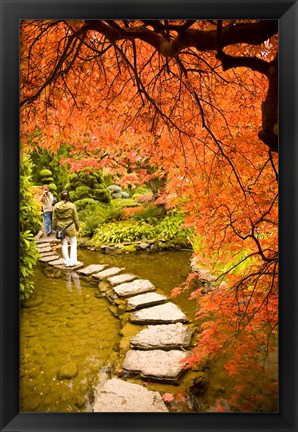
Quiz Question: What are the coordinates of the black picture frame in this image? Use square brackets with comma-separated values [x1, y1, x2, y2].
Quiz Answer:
[1, 1, 297, 431]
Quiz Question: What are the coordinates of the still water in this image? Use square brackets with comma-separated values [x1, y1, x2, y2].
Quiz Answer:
[20, 248, 194, 412]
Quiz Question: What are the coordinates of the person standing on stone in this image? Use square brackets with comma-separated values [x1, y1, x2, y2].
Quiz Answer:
[40, 185, 54, 236]
[52, 190, 80, 267]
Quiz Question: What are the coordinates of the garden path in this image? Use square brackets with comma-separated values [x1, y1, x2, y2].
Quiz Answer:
[35, 236, 192, 412]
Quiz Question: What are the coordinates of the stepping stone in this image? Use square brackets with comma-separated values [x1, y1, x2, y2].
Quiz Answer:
[130, 302, 188, 324]
[37, 242, 51, 248]
[77, 264, 106, 276]
[130, 323, 192, 350]
[108, 273, 137, 286]
[93, 378, 168, 412]
[92, 267, 124, 280]
[38, 251, 58, 258]
[35, 238, 58, 244]
[122, 350, 189, 383]
[56, 261, 84, 271]
[127, 292, 167, 310]
[37, 246, 52, 253]
[48, 258, 84, 270]
[39, 254, 60, 263]
[48, 258, 66, 266]
[113, 279, 155, 298]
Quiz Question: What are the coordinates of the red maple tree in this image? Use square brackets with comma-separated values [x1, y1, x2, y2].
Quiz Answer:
[20, 19, 278, 410]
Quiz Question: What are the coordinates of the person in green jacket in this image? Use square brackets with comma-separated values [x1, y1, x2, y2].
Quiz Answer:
[52, 190, 80, 267]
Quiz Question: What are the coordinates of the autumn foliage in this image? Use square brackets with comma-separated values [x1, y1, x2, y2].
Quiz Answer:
[20, 19, 278, 410]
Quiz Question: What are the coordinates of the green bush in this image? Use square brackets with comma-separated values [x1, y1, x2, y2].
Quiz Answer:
[42, 176, 54, 183]
[80, 203, 124, 237]
[81, 211, 106, 237]
[40, 168, 52, 177]
[67, 168, 111, 204]
[75, 198, 100, 213]
[48, 183, 57, 192]
[131, 204, 163, 225]
[74, 185, 92, 200]
[20, 155, 41, 300]
[93, 221, 156, 244]
[93, 188, 111, 203]
[111, 198, 140, 208]
[155, 211, 193, 239]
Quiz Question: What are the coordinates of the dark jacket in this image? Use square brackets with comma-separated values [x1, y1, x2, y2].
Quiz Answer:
[52, 201, 79, 237]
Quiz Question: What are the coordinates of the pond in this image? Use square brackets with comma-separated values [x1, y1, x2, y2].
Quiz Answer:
[20, 248, 196, 412]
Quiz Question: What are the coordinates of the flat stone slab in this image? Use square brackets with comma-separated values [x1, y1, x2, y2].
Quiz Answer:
[77, 264, 106, 275]
[122, 350, 189, 382]
[38, 251, 58, 257]
[127, 292, 167, 310]
[48, 258, 66, 266]
[37, 246, 52, 253]
[48, 258, 84, 270]
[56, 262, 84, 271]
[93, 378, 168, 412]
[130, 302, 188, 324]
[35, 238, 58, 244]
[92, 267, 124, 280]
[130, 323, 192, 350]
[113, 279, 155, 298]
[39, 254, 60, 263]
[108, 273, 137, 286]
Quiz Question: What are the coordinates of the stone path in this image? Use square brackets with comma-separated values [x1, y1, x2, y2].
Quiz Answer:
[35, 236, 192, 412]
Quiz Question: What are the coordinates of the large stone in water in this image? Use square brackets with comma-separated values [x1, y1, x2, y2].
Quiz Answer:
[93, 378, 168, 412]
[92, 267, 124, 280]
[130, 323, 192, 350]
[108, 273, 137, 286]
[113, 279, 155, 298]
[39, 254, 60, 263]
[127, 292, 167, 310]
[77, 264, 106, 275]
[122, 350, 188, 382]
[130, 302, 188, 324]
[57, 362, 78, 379]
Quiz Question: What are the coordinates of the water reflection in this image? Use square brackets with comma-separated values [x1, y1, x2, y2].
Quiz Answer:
[66, 272, 81, 293]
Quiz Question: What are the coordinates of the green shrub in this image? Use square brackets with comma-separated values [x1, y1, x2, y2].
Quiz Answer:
[93, 188, 111, 203]
[48, 183, 57, 192]
[131, 204, 163, 225]
[93, 221, 156, 244]
[40, 168, 52, 177]
[42, 176, 54, 183]
[73, 185, 92, 200]
[111, 198, 140, 208]
[20, 155, 41, 300]
[68, 168, 111, 204]
[155, 211, 193, 240]
[75, 198, 100, 213]
[80, 203, 124, 236]
[81, 211, 106, 237]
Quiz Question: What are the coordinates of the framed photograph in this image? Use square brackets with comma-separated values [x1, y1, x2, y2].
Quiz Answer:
[1, 1, 297, 431]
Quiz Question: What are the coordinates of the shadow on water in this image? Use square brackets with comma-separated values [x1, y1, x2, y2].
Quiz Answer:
[20, 248, 196, 412]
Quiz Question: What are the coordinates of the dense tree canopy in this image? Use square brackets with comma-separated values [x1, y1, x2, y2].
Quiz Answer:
[20, 19, 278, 409]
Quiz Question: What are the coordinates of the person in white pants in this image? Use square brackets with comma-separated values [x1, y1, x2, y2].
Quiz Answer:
[61, 235, 78, 267]
[52, 190, 80, 267]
